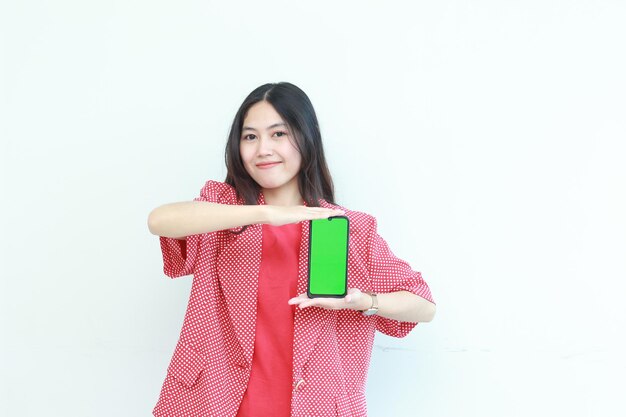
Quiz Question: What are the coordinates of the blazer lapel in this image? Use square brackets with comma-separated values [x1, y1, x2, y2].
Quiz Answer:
[217, 221, 262, 368]
[216, 193, 270, 368]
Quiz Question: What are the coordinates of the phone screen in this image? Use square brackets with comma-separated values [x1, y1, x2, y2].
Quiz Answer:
[307, 216, 349, 298]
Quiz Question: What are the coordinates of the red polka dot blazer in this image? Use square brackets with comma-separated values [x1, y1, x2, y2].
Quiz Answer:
[152, 180, 434, 417]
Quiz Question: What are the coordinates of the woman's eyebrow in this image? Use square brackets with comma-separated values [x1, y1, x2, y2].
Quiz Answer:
[242, 122, 287, 132]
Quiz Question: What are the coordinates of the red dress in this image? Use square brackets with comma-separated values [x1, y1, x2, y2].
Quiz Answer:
[235, 222, 302, 417]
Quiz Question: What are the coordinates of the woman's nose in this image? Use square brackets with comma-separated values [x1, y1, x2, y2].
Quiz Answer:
[256, 136, 274, 156]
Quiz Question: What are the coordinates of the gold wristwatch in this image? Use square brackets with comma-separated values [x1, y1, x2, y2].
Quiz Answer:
[361, 292, 379, 316]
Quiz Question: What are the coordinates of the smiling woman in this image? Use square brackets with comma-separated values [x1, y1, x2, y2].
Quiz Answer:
[239, 101, 303, 206]
[147, 82, 435, 417]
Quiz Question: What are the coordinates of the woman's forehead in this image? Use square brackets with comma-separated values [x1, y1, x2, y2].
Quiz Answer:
[243, 102, 285, 126]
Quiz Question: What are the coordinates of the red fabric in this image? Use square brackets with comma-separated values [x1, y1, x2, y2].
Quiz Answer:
[152, 180, 435, 417]
[235, 223, 301, 417]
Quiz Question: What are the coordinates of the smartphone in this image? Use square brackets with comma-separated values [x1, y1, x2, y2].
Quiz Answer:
[307, 216, 349, 298]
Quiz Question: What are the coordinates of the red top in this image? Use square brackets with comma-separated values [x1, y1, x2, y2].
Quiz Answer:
[235, 222, 302, 417]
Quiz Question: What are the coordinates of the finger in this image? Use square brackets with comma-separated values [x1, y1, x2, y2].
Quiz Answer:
[298, 300, 317, 309]
[308, 208, 345, 215]
[312, 211, 338, 219]
[318, 211, 345, 220]
[309, 207, 343, 212]
[303, 299, 343, 310]
[300, 299, 335, 309]
[288, 293, 311, 304]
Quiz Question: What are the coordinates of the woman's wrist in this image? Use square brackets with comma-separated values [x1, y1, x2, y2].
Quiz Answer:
[355, 292, 373, 311]
[258, 205, 271, 224]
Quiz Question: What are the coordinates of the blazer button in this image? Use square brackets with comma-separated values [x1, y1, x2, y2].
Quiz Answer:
[294, 378, 306, 391]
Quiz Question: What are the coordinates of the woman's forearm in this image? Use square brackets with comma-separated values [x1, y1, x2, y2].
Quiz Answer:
[366, 291, 436, 323]
[147, 202, 268, 238]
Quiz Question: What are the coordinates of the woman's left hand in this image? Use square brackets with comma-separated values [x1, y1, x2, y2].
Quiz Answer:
[288, 288, 370, 311]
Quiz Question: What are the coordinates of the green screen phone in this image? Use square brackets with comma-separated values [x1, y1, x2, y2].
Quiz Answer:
[307, 216, 349, 298]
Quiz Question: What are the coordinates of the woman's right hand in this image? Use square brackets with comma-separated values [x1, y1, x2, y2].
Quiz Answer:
[264, 206, 345, 226]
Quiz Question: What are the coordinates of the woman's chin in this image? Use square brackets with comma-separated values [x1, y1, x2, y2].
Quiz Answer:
[255, 177, 291, 190]
[258, 182, 283, 190]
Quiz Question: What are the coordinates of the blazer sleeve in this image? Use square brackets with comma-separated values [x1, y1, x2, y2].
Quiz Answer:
[366, 216, 434, 337]
[159, 180, 238, 278]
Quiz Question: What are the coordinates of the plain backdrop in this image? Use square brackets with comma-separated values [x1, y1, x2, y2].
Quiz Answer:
[1, 1, 625, 416]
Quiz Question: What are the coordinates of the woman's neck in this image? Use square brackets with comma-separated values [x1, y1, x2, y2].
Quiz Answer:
[262, 187, 304, 206]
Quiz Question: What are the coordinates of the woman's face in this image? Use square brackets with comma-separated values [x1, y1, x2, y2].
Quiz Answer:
[239, 101, 302, 194]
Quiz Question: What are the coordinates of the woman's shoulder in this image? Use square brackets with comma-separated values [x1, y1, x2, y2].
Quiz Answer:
[196, 179, 243, 204]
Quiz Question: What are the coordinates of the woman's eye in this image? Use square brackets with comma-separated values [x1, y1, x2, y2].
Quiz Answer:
[242, 132, 286, 141]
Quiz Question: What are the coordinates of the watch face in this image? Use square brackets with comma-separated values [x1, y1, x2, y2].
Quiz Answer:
[362, 309, 377, 316]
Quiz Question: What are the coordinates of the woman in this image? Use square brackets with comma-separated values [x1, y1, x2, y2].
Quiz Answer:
[147, 82, 436, 417]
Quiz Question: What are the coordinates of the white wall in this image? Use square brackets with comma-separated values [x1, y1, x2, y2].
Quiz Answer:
[2, 1, 625, 416]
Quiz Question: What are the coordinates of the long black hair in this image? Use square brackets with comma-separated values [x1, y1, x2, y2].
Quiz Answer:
[224, 82, 335, 208]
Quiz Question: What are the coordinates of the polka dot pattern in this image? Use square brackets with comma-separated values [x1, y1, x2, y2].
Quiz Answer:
[152, 180, 434, 417]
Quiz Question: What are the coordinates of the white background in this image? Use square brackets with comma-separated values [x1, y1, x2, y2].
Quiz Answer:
[2, 1, 625, 416]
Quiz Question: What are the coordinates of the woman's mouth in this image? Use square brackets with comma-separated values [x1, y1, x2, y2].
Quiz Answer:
[256, 162, 281, 169]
